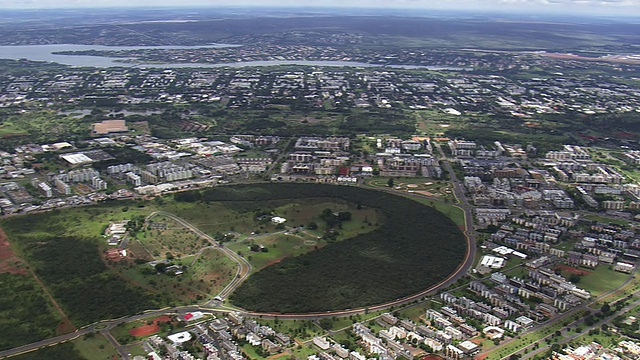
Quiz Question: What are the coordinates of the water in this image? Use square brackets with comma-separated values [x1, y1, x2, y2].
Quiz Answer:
[0, 44, 470, 70]
[0, 44, 237, 67]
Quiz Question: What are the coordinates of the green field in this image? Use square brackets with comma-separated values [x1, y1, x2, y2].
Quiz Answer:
[0, 121, 29, 137]
[72, 333, 118, 360]
[484, 311, 584, 360]
[578, 266, 631, 297]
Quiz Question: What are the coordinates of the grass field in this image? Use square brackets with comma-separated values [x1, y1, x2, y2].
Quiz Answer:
[173, 198, 384, 274]
[591, 272, 640, 307]
[73, 333, 119, 360]
[0, 121, 29, 137]
[569, 328, 625, 348]
[397, 304, 427, 323]
[139, 215, 208, 259]
[578, 266, 631, 297]
[124, 343, 148, 357]
[484, 311, 584, 360]
[187, 248, 237, 296]
[110, 315, 180, 345]
[364, 178, 465, 226]
[251, 318, 324, 343]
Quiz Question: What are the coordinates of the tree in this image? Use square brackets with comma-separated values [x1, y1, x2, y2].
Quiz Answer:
[387, 178, 394, 187]
[569, 274, 582, 284]
[585, 315, 595, 327]
[155, 263, 168, 273]
[338, 211, 352, 221]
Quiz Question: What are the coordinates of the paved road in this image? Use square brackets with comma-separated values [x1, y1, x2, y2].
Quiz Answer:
[480, 266, 639, 359]
[145, 211, 252, 303]
[243, 143, 478, 319]
[0, 305, 213, 359]
[434, 142, 477, 283]
[1, 176, 478, 358]
[521, 291, 640, 359]
[102, 330, 128, 360]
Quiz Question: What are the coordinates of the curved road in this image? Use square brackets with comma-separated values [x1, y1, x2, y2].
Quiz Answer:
[241, 142, 477, 319]
[1, 174, 477, 358]
[145, 211, 252, 303]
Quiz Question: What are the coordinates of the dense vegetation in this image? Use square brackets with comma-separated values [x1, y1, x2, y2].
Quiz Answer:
[0, 212, 158, 326]
[0, 273, 60, 351]
[11, 342, 85, 360]
[177, 183, 466, 313]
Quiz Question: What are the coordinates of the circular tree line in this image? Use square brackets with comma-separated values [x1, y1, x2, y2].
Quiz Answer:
[191, 183, 466, 313]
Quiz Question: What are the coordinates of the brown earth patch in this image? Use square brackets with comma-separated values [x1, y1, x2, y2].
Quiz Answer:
[56, 318, 77, 335]
[0, 258, 28, 275]
[268, 352, 291, 360]
[0, 227, 15, 260]
[422, 355, 444, 360]
[554, 264, 591, 276]
[129, 323, 160, 337]
[129, 315, 173, 337]
[0, 227, 28, 275]
[261, 258, 283, 270]
[414, 191, 436, 197]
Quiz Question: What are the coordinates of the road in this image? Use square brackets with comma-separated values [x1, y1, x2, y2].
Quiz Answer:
[145, 211, 252, 303]
[521, 291, 640, 359]
[1, 171, 479, 358]
[0, 305, 212, 359]
[241, 142, 478, 319]
[434, 142, 477, 287]
[480, 266, 639, 359]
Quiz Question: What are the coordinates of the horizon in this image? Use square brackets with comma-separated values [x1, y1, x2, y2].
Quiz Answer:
[4, 1, 640, 18]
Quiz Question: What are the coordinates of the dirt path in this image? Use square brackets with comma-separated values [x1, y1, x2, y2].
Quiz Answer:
[27, 267, 77, 334]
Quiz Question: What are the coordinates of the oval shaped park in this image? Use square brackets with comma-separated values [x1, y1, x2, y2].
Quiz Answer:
[189, 183, 467, 313]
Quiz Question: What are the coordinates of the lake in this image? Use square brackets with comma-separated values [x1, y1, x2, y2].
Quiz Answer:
[0, 44, 469, 70]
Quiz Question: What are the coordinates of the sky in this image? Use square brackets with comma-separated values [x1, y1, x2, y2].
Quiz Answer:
[5, 0, 640, 16]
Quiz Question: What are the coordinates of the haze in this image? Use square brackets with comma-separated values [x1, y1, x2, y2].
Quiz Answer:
[6, 0, 640, 17]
